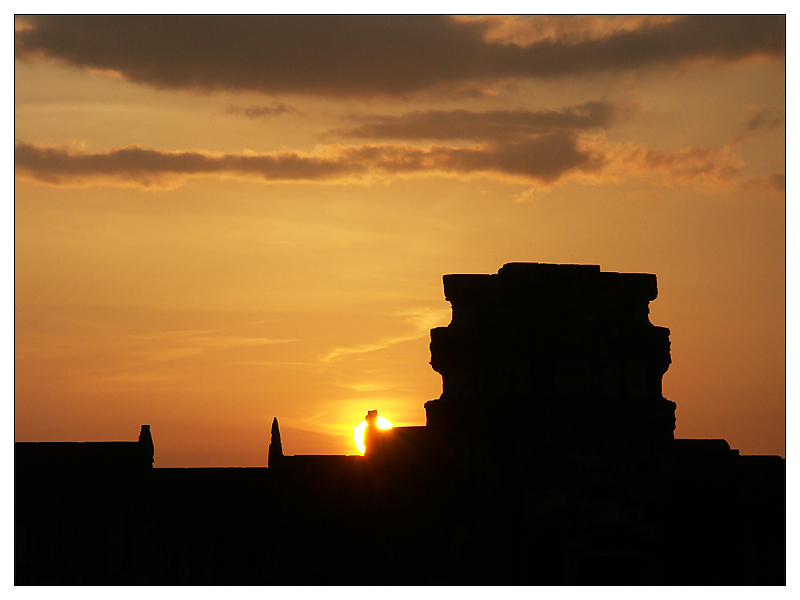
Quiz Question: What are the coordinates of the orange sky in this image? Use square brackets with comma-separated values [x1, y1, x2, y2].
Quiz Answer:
[14, 15, 785, 465]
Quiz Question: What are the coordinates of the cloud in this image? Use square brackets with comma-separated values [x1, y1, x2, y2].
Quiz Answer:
[15, 15, 785, 98]
[743, 105, 784, 132]
[633, 146, 743, 182]
[14, 142, 357, 187]
[322, 335, 415, 362]
[582, 135, 752, 191]
[226, 102, 301, 118]
[322, 307, 449, 362]
[463, 15, 683, 46]
[766, 172, 785, 190]
[739, 172, 785, 196]
[15, 133, 605, 188]
[17, 132, 770, 194]
[330, 102, 620, 141]
[15, 321, 297, 390]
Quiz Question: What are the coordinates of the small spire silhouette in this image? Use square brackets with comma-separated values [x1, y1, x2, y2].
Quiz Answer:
[138, 424, 154, 466]
[268, 417, 283, 469]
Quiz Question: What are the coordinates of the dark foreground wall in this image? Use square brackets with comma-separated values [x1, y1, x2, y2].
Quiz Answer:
[15, 444, 784, 585]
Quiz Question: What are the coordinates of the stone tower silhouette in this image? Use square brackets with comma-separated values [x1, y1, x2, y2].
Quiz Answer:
[423, 262, 677, 476]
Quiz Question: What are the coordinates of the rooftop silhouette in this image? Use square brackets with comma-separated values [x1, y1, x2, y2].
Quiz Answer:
[15, 263, 784, 585]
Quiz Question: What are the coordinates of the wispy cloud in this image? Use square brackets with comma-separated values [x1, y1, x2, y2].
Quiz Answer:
[462, 15, 683, 46]
[15, 322, 298, 392]
[322, 307, 449, 362]
[574, 134, 744, 186]
[15, 15, 784, 98]
[743, 104, 784, 132]
[225, 102, 302, 118]
[19, 325, 296, 365]
[322, 336, 417, 362]
[738, 172, 785, 195]
[330, 102, 621, 141]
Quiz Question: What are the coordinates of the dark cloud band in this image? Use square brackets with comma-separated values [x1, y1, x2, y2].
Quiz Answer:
[13, 143, 354, 185]
[14, 133, 601, 187]
[15, 15, 785, 98]
[16, 132, 764, 193]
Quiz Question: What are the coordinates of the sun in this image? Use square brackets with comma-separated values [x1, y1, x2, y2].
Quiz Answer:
[353, 416, 393, 454]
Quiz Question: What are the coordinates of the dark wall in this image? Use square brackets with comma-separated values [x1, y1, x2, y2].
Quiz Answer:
[15, 444, 784, 585]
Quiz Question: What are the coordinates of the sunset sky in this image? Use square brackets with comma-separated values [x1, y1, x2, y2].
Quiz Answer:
[14, 15, 785, 466]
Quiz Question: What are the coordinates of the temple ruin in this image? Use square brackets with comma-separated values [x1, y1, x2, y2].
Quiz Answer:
[15, 263, 784, 585]
[369, 263, 678, 472]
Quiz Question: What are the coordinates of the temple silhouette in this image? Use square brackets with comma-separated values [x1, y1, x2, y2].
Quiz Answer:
[15, 263, 785, 584]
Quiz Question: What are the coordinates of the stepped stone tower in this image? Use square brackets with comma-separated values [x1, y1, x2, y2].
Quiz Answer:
[423, 263, 676, 472]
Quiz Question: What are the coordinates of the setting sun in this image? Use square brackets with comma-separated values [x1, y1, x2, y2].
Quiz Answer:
[354, 416, 393, 455]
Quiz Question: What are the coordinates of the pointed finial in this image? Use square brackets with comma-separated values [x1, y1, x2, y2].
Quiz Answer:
[269, 417, 283, 469]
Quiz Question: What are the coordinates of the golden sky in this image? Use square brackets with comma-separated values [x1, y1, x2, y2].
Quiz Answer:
[14, 15, 785, 465]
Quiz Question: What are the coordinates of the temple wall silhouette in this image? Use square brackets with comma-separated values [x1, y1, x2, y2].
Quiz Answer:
[15, 263, 784, 585]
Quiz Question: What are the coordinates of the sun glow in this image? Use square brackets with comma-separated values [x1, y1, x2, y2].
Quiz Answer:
[353, 416, 393, 455]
